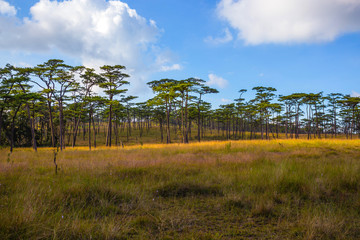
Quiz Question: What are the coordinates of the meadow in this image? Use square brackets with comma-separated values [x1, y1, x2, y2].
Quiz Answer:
[0, 139, 360, 239]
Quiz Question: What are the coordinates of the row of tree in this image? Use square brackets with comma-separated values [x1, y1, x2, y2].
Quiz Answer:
[1, 59, 360, 152]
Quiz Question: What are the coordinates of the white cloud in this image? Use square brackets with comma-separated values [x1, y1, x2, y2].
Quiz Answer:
[207, 73, 228, 89]
[217, 0, 360, 44]
[0, 0, 180, 93]
[221, 98, 231, 103]
[351, 91, 360, 97]
[0, 0, 16, 16]
[155, 49, 182, 72]
[205, 28, 233, 45]
[259, 73, 264, 77]
[160, 64, 182, 72]
[18, 62, 33, 68]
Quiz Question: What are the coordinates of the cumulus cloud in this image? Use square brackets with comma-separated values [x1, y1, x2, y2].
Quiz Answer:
[155, 49, 182, 72]
[217, 0, 360, 44]
[0, 0, 180, 93]
[160, 64, 182, 72]
[205, 28, 233, 45]
[207, 73, 228, 89]
[0, 0, 16, 16]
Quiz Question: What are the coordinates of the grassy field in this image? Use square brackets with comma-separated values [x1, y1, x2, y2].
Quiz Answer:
[1, 140, 360, 239]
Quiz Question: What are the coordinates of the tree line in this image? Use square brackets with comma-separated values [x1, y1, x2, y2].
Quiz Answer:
[1, 59, 360, 152]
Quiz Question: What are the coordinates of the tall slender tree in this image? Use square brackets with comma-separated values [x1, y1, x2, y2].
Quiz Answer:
[99, 65, 130, 147]
[147, 79, 178, 144]
[194, 84, 218, 142]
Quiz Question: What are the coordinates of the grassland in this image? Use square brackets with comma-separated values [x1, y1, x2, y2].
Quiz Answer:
[1, 139, 360, 239]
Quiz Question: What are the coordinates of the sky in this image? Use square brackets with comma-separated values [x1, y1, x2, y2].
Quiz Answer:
[0, 0, 360, 107]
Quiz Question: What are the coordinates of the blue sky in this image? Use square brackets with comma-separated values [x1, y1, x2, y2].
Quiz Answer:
[0, 0, 360, 106]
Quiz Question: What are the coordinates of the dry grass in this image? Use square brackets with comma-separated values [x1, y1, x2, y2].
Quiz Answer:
[0, 139, 360, 239]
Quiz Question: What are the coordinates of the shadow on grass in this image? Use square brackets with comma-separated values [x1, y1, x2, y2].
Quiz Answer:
[154, 182, 223, 198]
[51, 185, 138, 218]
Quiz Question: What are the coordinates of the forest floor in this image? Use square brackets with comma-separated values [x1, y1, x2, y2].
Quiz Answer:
[0, 139, 360, 239]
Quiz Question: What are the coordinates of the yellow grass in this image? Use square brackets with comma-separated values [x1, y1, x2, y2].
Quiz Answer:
[1, 139, 360, 239]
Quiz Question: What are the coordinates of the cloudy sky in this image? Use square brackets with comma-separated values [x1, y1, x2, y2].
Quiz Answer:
[0, 0, 360, 105]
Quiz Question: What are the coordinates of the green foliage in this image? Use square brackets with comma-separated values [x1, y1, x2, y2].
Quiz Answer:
[1, 58, 360, 152]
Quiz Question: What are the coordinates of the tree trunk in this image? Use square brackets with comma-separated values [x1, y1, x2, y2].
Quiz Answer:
[59, 100, 64, 151]
[260, 113, 264, 140]
[128, 110, 132, 138]
[92, 115, 97, 148]
[160, 118, 164, 143]
[88, 109, 92, 150]
[197, 96, 201, 142]
[47, 100, 55, 147]
[166, 101, 171, 144]
[72, 114, 81, 148]
[0, 110, 4, 146]
[184, 92, 189, 143]
[19, 83, 37, 151]
[10, 105, 21, 153]
[115, 117, 119, 146]
[107, 101, 112, 147]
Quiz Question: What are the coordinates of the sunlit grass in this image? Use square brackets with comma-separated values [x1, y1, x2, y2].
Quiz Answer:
[1, 139, 360, 239]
